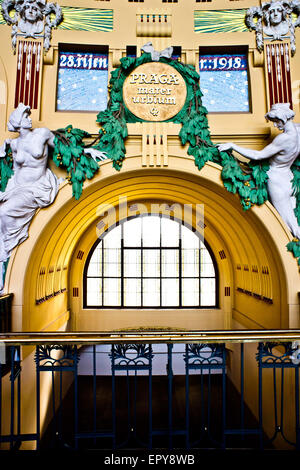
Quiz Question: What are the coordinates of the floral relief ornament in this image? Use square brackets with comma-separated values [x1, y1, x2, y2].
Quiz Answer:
[1, 0, 63, 52]
[245, 0, 300, 55]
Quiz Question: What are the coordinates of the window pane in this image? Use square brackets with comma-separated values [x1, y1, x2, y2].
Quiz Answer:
[123, 218, 141, 247]
[182, 278, 199, 306]
[103, 248, 121, 277]
[103, 278, 121, 306]
[124, 278, 141, 306]
[161, 279, 179, 306]
[87, 245, 102, 276]
[86, 278, 102, 306]
[181, 225, 199, 249]
[124, 249, 141, 277]
[143, 278, 160, 306]
[143, 216, 160, 247]
[200, 278, 216, 306]
[182, 249, 199, 277]
[161, 218, 179, 247]
[161, 249, 179, 277]
[103, 225, 121, 248]
[143, 249, 160, 277]
[57, 51, 108, 111]
[201, 248, 215, 276]
[199, 53, 249, 112]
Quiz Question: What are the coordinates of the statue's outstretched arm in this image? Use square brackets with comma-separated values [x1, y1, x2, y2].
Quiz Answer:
[217, 139, 282, 161]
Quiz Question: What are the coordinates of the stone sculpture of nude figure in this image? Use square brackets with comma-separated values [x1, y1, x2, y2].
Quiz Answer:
[0, 103, 104, 292]
[217, 103, 300, 239]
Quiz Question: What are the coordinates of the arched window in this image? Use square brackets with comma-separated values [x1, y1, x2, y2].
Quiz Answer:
[84, 215, 218, 308]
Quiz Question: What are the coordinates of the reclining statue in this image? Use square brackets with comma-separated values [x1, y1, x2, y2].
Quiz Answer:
[217, 103, 300, 239]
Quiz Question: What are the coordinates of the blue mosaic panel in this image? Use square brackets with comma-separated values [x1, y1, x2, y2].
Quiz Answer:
[57, 51, 108, 112]
[199, 53, 250, 113]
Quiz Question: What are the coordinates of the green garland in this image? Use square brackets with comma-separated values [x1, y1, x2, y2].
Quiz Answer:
[0, 143, 13, 191]
[95, 52, 269, 211]
[287, 156, 300, 265]
[52, 125, 101, 200]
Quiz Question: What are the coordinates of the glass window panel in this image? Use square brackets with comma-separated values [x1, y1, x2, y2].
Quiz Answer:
[161, 218, 179, 247]
[124, 249, 141, 277]
[103, 225, 121, 248]
[161, 249, 179, 277]
[182, 278, 199, 306]
[57, 51, 108, 112]
[142, 278, 160, 306]
[199, 53, 249, 112]
[103, 248, 121, 277]
[103, 278, 121, 306]
[124, 278, 141, 307]
[143, 250, 160, 277]
[201, 248, 213, 263]
[182, 249, 199, 277]
[123, 218, 142, 247]
[87, 245, 102, 276]
[201, 248, 215, 276]
[142, 216, 160, 247]
[181, 225, 199, 249]
[86, 278, 102, 306]
[161, 279, 179, 306]
[201, 262, 215, 277]
[200, 278, 216, 306]
[200, 240, 206, 249]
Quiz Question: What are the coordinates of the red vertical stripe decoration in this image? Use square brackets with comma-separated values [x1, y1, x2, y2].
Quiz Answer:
[14, 39, 42, 110]
[34, 42, 42, 110]
[265, 41, 292, 109]
[284, 43, 293, 107]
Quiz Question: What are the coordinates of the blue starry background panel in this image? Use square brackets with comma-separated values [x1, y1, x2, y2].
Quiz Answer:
[57, 51, 108, 112]
[199, 53, 250, 113]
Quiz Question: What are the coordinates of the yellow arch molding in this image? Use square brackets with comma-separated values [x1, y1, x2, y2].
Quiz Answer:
[4, 156, 299, 333]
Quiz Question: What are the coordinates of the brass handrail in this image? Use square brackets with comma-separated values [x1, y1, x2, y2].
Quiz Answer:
[0, 329, 300, 345]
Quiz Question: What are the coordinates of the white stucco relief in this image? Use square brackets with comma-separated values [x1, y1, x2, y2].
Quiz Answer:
[1, 0, 63, 52]
[218, 103, 300, 240]
[245, 0, 300, 55]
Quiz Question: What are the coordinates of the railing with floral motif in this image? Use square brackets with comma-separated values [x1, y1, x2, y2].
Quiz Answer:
[0, 330, 299, 451]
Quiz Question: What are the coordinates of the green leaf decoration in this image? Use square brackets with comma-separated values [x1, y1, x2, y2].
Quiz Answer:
[0, 144, 14, 192]
[287, 239, 300, 265]
[52, 126, 100, 200]
[291, 156, 300, 225]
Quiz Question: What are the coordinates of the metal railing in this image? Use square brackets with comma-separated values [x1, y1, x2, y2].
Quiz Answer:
[0, 330, 299, 452]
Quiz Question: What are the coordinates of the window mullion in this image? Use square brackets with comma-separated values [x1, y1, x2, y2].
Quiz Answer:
[141, 226, 143, 308]
[102, 241, 104, 307]
[160, 216, 162, 307]
[179, 226, 182, 307]
[199, 245, 202, 306]
[121, 225, 124, 307]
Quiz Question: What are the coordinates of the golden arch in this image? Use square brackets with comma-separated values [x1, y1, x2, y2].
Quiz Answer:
[5, 155, 299, 333]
